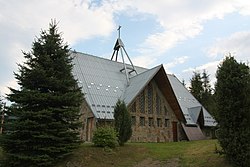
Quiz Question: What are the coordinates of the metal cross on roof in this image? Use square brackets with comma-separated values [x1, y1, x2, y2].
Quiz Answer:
[111, 26, 137, 85]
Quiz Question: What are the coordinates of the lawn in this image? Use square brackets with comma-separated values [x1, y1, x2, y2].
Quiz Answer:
[56, 140, 232, 167]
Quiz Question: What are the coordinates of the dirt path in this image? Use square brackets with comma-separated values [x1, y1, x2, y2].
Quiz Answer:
[133, 158, 180, 167]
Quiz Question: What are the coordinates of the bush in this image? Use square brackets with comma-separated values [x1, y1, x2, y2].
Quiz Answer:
[92, 126, 118, 148]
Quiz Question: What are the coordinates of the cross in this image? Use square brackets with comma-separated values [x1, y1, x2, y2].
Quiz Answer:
[117, 25, 121, 38]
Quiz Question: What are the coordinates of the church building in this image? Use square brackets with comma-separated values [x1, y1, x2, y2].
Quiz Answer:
[71, 28, 217, 142]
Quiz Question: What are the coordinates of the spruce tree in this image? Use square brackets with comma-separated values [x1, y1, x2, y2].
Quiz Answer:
[189, 71, 203, 102]
[114, 100, 132, 146]
[0, 21, 83, 167]
[215, 56, 250, 166]
[200, 70, 214, 114]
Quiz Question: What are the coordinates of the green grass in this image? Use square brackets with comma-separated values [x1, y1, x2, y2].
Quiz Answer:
[0, 140, 232, 167]
[136, 140, 231, 167]
[56, 144, 148, 167]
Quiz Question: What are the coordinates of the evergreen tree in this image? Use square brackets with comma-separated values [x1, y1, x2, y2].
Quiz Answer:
[114, 100, 132, 146]
[215, 56, 250, 166]
[189, 71, 203, 102]
[200, 70, 214, 114]
[0, 21, 83, 167]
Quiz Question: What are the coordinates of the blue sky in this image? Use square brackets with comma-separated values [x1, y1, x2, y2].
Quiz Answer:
[1, 0, 250, 99]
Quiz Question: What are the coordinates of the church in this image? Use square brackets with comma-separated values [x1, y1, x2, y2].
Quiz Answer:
[71, 28, 217, 142]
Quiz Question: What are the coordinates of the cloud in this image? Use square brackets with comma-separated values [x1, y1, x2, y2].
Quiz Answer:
[206, 31, 250, 61]
[1, 0, 250, 96]
[110, 0, 250, 67]
[0, 0, 116, 95]
[164, 56, 189, 73]
[118, 0, 237, 55]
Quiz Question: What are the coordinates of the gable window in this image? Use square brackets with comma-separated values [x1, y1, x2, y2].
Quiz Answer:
[156, 93, 161, 115]
[148, 117, 154, 127]
[147, 83, 153, 114]
[139, 91, 145, 113]
[131, 116, 136, 126]
[139, 117, 145, 126]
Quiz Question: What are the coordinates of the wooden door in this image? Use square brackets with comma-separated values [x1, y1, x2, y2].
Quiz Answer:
[86, 117, 94, 141]
[172, 121, 178, 142]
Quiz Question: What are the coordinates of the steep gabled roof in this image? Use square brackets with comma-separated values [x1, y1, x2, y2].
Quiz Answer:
[167, 74, 217, 127]
[123, 65, 162, 105]
[71, 51, 216, 127]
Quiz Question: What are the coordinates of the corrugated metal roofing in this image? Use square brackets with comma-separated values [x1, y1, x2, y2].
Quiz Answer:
[167, 74, 217, 126]
[71, 51, 217, 127]
[71, 52, 147, 119]
[123, 65, 162, 105]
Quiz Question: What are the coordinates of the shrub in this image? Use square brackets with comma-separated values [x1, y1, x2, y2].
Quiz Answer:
[92, 126, 118, 148]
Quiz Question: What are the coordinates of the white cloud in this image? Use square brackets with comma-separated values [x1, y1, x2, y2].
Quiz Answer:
[1, 0, 250, 96]
[207, 31, 250, 61]
[110, 0, 250, 65]
[0, 0, 116, 95]
[164, 56, 189, 73]
[118, 0, 237, 55]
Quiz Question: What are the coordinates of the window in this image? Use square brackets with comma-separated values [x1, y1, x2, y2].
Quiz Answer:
[164, 119, 169, 127]
[139, 91, 145, 113]
[157, 118, 162, 127]
[164, 106, 168, 116]
[130, 102, 136, 113]
[139, 117, 145, 126]
[131, 116, 136, 126]
[156, 93, 161, 115]
[147, 84, 153, 114]
[148, 117, 154, 127]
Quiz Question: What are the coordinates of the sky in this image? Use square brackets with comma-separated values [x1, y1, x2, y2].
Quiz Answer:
[1, 0, 250, 101]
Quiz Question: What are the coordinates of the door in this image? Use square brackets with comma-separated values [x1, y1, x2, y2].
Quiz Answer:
[86, 117, 94, 141]
[172, 121, 178, 142]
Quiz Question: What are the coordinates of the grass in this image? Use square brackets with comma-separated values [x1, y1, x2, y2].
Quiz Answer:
[137, 140, 231, 167]
[0, 140, 231, 167]
[56, 140, 232, 167]
[56, 144, 148, 167]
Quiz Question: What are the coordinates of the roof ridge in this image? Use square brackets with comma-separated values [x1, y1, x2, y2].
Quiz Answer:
[129, 64, 162, 79]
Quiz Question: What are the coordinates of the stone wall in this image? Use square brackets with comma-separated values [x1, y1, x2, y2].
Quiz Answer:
[128, 80, 179, 142]
[79, 100, 95, 141]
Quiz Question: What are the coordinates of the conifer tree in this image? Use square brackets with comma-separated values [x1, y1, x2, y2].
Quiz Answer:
[215, 56, 250, 166]
[114, 100, 132, 146]
[189, 71, 203, 102]
[200, 70, 214, 114]
[0, 21, 83, 167]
